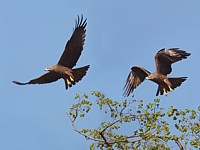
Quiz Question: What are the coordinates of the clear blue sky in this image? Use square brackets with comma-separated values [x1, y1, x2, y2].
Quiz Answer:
[1, 0, 200, 149]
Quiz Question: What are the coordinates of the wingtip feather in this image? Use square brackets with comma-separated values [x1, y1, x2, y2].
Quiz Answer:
[12, 80, 27, 85]
[75, 14, 87, 29]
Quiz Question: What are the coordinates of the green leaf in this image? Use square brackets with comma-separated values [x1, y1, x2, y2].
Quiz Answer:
[90, 143, 95, 150]
[173, 116, 177, 120]
[83, 93, 88, 98]
[80, 114, 85, 117]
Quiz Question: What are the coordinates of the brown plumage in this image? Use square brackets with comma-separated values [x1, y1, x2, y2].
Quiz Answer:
[12, 15, 90, 90]
[123, 48, 191, 97]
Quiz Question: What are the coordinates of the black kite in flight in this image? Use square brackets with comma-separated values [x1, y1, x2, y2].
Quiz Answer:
[123, 48, 191, 96]
[12, 15, 90, 90]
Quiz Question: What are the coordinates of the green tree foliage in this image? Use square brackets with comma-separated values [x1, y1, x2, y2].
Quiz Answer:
[67, 92, 200, 150]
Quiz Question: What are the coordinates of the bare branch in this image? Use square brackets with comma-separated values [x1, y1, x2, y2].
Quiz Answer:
[66, 111, 104, 142]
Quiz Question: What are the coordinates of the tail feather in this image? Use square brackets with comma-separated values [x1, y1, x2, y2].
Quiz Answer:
[168, 77, 187, 89]
[73, 65, 90, 82]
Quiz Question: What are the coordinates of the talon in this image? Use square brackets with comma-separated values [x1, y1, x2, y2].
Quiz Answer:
[66, 79, 71, 85]
[70, 76, 74, 81]
[169, 86, 173, 92]
[163, 88, 168, 96]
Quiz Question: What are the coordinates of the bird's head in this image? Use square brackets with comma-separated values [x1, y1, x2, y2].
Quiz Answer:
[145, 74, 154, 81]
[145, 76, 150, 80]
[45, 66, 53, 72]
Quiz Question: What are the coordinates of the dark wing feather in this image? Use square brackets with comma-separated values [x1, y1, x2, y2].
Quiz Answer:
[123, 66, 151, 97]
[58, 15, 87, 68]
[155, 48, 191, 75]
[12, 72, 61, 85]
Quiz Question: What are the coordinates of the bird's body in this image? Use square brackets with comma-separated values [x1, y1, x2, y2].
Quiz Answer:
[146, 72, 165, 85]
[12, 15, 90, 90]
[123, 48, 190, 96]
[45, 64, 73, 78]
[146, 72, 187, 96]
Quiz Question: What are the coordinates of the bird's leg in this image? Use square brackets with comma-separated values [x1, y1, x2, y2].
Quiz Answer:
[66, 79, 72, 86]
[70, 75, 74, 81]
[168, 86, 173, 92]
[65, 70, 74, 81]
[163, 88, 168, 96]
[164, 78, 173, 92]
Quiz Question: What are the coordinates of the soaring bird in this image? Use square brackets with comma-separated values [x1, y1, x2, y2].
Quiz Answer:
[12, 15, 90, 90]
[123, 48, 191, 96]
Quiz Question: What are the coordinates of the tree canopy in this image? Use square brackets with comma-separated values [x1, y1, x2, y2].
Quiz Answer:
[67, 92, 200, 149]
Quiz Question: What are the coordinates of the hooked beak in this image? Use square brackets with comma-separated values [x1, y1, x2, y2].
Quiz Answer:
[145, 76, 150, 80]
[45, 68, 50, 71]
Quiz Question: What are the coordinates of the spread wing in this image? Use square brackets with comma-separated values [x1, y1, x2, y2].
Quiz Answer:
[155, 48, 191, 75]
[58, 15, 87, 68]
[123, 66, 151, 97]
[12, 72, 61, 85]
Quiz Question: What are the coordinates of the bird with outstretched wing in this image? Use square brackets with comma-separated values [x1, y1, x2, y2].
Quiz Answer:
[13, 15, 90, 90]
[123, 48, 190, 97]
